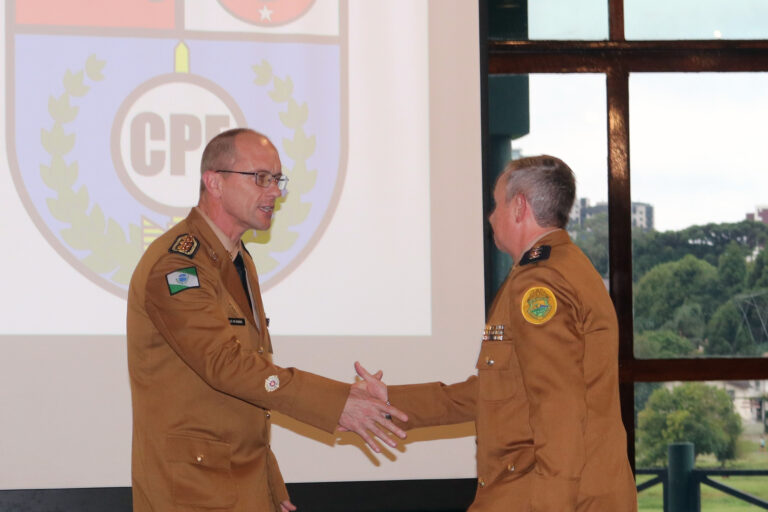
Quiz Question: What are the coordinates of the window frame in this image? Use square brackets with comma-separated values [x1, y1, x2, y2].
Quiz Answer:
[484, 0, 768, 469]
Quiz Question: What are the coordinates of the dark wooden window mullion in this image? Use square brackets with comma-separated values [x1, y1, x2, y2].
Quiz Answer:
[609, 0, 625, 42]
[632, 358, 768, 381]
[489, 40, 768, 74]
[606, 66, 636, 470]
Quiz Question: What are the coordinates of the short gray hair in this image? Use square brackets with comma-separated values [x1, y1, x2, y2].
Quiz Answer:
[499, 155, 575, 228]
[199, 128, 254, 193]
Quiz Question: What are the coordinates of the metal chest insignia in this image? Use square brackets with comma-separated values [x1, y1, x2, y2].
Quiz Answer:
[265, 375, 280, 392]
[521, 286, 557, 324]
[169, 234, 200, 258]
[483, 324, 505, 341]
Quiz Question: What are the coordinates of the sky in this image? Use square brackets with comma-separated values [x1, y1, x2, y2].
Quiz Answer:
[514, 73, 768, 233]
[514, 1, 768, 233]
[529, 0, 768, 40]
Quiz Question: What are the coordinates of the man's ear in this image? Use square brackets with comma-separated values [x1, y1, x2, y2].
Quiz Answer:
[201, 170, 221, 198]
[514, 194, 527, 222]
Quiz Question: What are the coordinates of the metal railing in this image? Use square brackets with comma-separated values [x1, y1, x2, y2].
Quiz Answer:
[637, 442, 768, 511]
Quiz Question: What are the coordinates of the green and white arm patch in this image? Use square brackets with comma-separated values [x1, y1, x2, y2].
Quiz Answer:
[166, 267, 200, 295]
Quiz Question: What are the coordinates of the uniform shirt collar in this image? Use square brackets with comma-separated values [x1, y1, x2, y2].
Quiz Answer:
[519, 228, 562, 259]
[194, 206, 240, 261]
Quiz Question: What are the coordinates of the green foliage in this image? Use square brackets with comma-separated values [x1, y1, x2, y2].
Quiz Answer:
[747, 249, 768, 289]
[665, 302, 706, 344]
[569, 212, 608, 278]
[632, 220, 768, 282]
[634, 330, 696, 359]
[634, 255, 721, 332]
[637, 383, 742, 467]
[635, 382, 662, 428]
[706, 301, 756, 356]
[718, 242, 748, 295]
[572, 216, 767, 357]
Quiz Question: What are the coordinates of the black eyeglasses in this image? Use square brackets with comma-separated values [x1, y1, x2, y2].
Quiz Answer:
[216, 170, 289, 191]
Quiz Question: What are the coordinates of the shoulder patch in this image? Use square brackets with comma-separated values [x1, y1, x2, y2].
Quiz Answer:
[519, 245, 551, 266]
[166, 267, 200, 295]
[521, 286, 557, 324]
[169, 234, 199, 258]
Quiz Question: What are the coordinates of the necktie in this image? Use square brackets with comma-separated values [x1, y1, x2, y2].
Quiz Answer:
[233, 252, 253, 310]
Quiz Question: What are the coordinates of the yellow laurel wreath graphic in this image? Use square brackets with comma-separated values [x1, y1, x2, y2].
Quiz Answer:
[42, 55, 143, 286]
[41, 56, 312, 288]
[243, 60, 316, 273]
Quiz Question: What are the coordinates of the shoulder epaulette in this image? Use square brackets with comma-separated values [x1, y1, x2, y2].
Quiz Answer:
[519, 245, 551, 266]
[169, 234, 200, 258]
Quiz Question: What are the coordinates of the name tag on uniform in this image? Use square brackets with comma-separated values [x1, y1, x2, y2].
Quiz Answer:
[229, 318, 246, 326]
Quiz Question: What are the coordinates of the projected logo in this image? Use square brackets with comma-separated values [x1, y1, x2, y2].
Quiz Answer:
[6, 0, 347, 298]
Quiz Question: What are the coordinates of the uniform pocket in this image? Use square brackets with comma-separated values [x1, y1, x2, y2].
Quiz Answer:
[500, 445, 536, 482]
[475, 342, 518, 401]
[166, 435, 237, 509]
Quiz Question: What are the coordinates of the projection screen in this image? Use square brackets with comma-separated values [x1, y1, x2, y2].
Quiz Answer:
[0, 0, 484, 488]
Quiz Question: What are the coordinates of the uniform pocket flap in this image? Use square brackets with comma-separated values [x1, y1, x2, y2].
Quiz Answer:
[166, 435, 231, 470]
[475, 342, 513, 370]
[504, 445, 536, 478]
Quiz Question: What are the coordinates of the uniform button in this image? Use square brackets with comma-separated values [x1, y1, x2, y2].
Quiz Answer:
[196, 455, 204, 463]
[265, 411, 271, 419]
[257, 347, 264, 354]
[478, 477, 485, 488]
[485, 356, 495, 366]
[508, 464, 515, 472]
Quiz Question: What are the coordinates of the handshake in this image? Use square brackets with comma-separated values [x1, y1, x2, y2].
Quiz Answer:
[337, 361, 408, 453]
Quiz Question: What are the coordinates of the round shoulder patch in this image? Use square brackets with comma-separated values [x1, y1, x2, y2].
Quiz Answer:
[521, 286, 557, 325]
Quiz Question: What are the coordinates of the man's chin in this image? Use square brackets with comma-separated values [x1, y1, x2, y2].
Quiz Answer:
[251, 217, 273, 232]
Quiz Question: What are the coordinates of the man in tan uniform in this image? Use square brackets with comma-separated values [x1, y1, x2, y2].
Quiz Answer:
[127, 128, 406, 512]
[367, 156, 636, 511]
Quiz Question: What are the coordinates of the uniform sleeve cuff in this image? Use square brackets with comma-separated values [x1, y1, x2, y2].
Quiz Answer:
[287, 371, 350, 433]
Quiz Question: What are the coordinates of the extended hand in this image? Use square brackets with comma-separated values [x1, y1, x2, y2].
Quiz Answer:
[338, 362, 407, 452]
[280, 499, 297, 512]
[354, 361, 388, 402]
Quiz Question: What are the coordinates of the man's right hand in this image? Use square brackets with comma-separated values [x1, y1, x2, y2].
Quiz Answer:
[337, 362, 407, 453]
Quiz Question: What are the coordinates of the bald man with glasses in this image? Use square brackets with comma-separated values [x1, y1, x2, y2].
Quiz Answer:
[127, 128, 406, 512]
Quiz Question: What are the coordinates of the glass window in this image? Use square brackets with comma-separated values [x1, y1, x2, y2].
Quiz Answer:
[489, 0, 608, 41]
[513, 74, 609, 278]
[528, 0, 608, 40]
[635, 380, 768, 510]
[629, 73, 768, 359]
[625, 0, 768, 40]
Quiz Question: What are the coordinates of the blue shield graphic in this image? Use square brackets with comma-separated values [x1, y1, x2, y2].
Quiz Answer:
[6, 0, 347, 297]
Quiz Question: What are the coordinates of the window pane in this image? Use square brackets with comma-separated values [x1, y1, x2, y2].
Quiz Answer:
[512, 74, 608, 278]
[529, 0, 608, 40]
[635, 380, 768, 511]
[489, 0, 608, 41]
[630, 73, 768, 359]
[625, 0, 768, 40]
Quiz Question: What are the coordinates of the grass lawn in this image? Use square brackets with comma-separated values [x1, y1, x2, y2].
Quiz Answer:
[637, 438, 768, 511]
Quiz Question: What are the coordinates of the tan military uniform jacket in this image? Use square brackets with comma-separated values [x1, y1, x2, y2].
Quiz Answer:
[389, 230, 637, 512]
[127, 208, 350, 512]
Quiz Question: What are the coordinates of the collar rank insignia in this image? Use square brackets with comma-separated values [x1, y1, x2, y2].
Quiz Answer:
[169, 234, 199, 258]
[519, 245, 551, 266]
